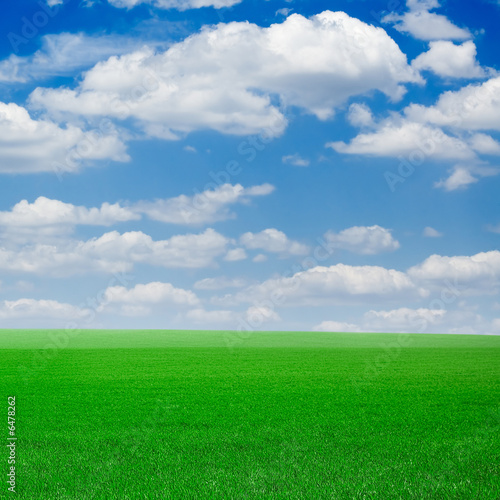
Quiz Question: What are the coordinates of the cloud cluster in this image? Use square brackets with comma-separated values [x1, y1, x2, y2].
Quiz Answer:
[106, 0, 241, 10]
[0, 33, 147, 83]
[0, 183, 274, 240]
[232, 264, 426, 307]
[0, 229, 229, 276]
[30, 11, 420, 139]
[412, 41, 487, 79]
[383, 0, 470, 41]
[0, 102, 128, 173]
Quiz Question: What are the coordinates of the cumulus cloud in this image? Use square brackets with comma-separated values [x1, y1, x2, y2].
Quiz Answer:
[423, 226, 442, 237]
[0, 197, 138, 235]
[186, 304, 280, 327]
[240, 228, 309, 257]
[106, 0, 241, 10]
[135, 183, 274, 225]
[30, 11, 420, 139]
[233, 264, 426, 307]
[412, 41, 487, 79]
[313, 307, 488, 334]
[0, 102, 129, 174]
[0, 228, 229, 276]
[282, 154, 310, 167]
[328, 119, 475, 160]
[101, 282, 200, 315]
[224, 248, 247, 262]
[0, 33, 147, 83]
[364, 307, 446, 332]
[434, 164, 498, 191]
[194, 277, 247, 290]
[383, 0, 471, 41]
[405, 76, 500, 131]
[408, 250, 500, 293]
[313, 320, 364, 332]
[324, 225, 400, 255]
[0, 298, 89, 320]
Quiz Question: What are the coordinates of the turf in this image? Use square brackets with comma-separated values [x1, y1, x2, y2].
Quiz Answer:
[1, 330, 499, 499]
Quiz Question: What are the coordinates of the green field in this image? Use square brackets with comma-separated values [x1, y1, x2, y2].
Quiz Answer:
[1, 330, 499, 499]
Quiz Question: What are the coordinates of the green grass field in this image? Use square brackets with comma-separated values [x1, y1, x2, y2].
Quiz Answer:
[1, 330, 499, 499]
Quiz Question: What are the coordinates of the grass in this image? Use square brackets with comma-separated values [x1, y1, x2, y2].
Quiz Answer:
[1, 330, 499, 499]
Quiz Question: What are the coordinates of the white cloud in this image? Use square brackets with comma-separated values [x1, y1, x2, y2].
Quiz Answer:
[0, 102, 129, 174]
[240, 228, 309, 257]
[0, 183, 273, 238]
[347, 103, 374, 128]
[282, 154, 310, 167]
[487, 224, 500, 234]
[434, 165, 478, 191]
[434, 164, 498, 191]
[276, 8, 292, 17]
[468, 133, 500, 155]
[405, 76, 500, 131]
[364, 307, 446, 332]
[412, 41, 487, 79]
[253, 254, 268, 263]
[383, 0, 471, 41]
[30, 11, 420, 139]
[313, 307, 488, 334]
[0, 197, 138, 231]
[194, 277, 247, 290]
[135, 183, 274, 225]
[0, 228, 229, 276]
[186, 304, 280, 327]
[102, 282, 199, 309]
[328, 119, 475, 160]
[245, 305, 280, 324]
[423, 226, 442, 237]
[107, 0, 241, 10]
[224, 248, 247, 262]
[234, 264, 426, 307]
[0, 33, 147, 83]
[408, 250, 500, 293]
[491, 318, 500, 334]
[324, 225, 400, 255]
[331, 77, 500, 190]
[186, 308, 237, 325]
[313, 320, 363, 332]
[0, 298, 89, 320]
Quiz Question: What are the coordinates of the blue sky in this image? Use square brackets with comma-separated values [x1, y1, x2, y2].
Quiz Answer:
[0, 0, 499, 333]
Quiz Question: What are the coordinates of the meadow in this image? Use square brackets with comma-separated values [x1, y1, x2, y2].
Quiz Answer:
[0, 330, 499, 499]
